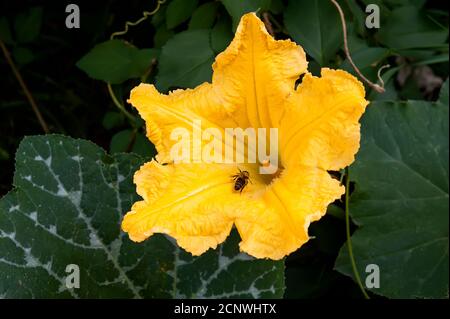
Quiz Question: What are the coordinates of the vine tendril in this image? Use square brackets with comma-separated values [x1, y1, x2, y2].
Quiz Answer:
[110, 0, 167, 40]
[331, 0, 386, 93]
[106, 0, 166, 124]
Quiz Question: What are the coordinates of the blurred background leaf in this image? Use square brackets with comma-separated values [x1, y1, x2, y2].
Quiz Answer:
[12, 46, 35, 65]
[110, 129, 156, 158]
[376, 5, 448, 51]
[0, 0, 448, 300]
[189, 2, 220, 30]
[76, 40, 159, 84]
[284, 0, 342, 66]
[14, 6, 43, 43]
[211, 14, 233, 54]
[221, 0, 271, 29]
[166, 0, 199, 29]
[156, 29, 214, 91]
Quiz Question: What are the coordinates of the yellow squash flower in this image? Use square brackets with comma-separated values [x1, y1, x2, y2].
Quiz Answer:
[121, 13, 368, 260]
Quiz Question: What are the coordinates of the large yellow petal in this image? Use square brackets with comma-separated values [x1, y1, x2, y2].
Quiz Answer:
[280, 68, 368, 171]
[213, 13, 307, 129]
[128, 83, 228, 163]
[127, 13, 307, 164]
[235, 166, 344, 260]
[122, 161, 260, 256]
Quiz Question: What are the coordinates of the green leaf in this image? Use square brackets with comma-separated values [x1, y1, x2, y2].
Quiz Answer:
[0, 135, 285, 298]
[12, 46, 35, 65]
[341, 47, 391, 83]
[326, 204, 345, 220]
[398, 49, 443, 61]
[210, 15, 233, 54]
[151, 2, 167, 27]
[14, 7, 43, 43]
[384, 0, 426, 8]
[0, 17, 14, 44]
[341, 47, 390, 71]
[166, 0, 199, 29]
[269, 0, 284, 14]
[156, 29, 214, 91]
[414, 54, 450, 66]
[368, 78, 398, 102]
[131, 134, 157, 159]
[153, 25, 175, 48]
[377, 6, 448, 50]
[110, 129, 156, 159]
[76, 40, 159, 84]
[221, 0, 271, 30]
[347, 26, 370, 53]
[134, 49, 159, 76]
[335, 80, 449, 298]
[345, 0, 366, 36]
[189, 2, 219, 30]
[284, 0, 342, 66]
[360, 0, 390, 13]
[439, 78, 449, 105]
[102, 111, 125, 131]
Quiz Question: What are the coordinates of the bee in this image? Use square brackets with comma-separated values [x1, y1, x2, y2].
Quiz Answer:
[232, 168, 251, 193]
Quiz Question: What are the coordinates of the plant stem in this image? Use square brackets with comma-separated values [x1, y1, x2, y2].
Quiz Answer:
[126, 128, 138, 153]
[0, 39, 50, 133]
[262, 12, 275, 36]
[268, 14, 284, 33]
[345, 167, 370, 299]
[141, 58, 157, 83]
[107, 83, 136, 125]
[330, 0, 385, 93]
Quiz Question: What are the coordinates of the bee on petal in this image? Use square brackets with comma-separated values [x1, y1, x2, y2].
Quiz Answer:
[232, 168, 251, 193]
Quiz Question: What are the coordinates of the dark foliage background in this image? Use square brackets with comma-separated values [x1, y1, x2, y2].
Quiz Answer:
[0, 0, 448, 298]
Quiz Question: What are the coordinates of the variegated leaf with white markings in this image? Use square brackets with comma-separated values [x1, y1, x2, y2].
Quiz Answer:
[0, 135, 284, 298]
